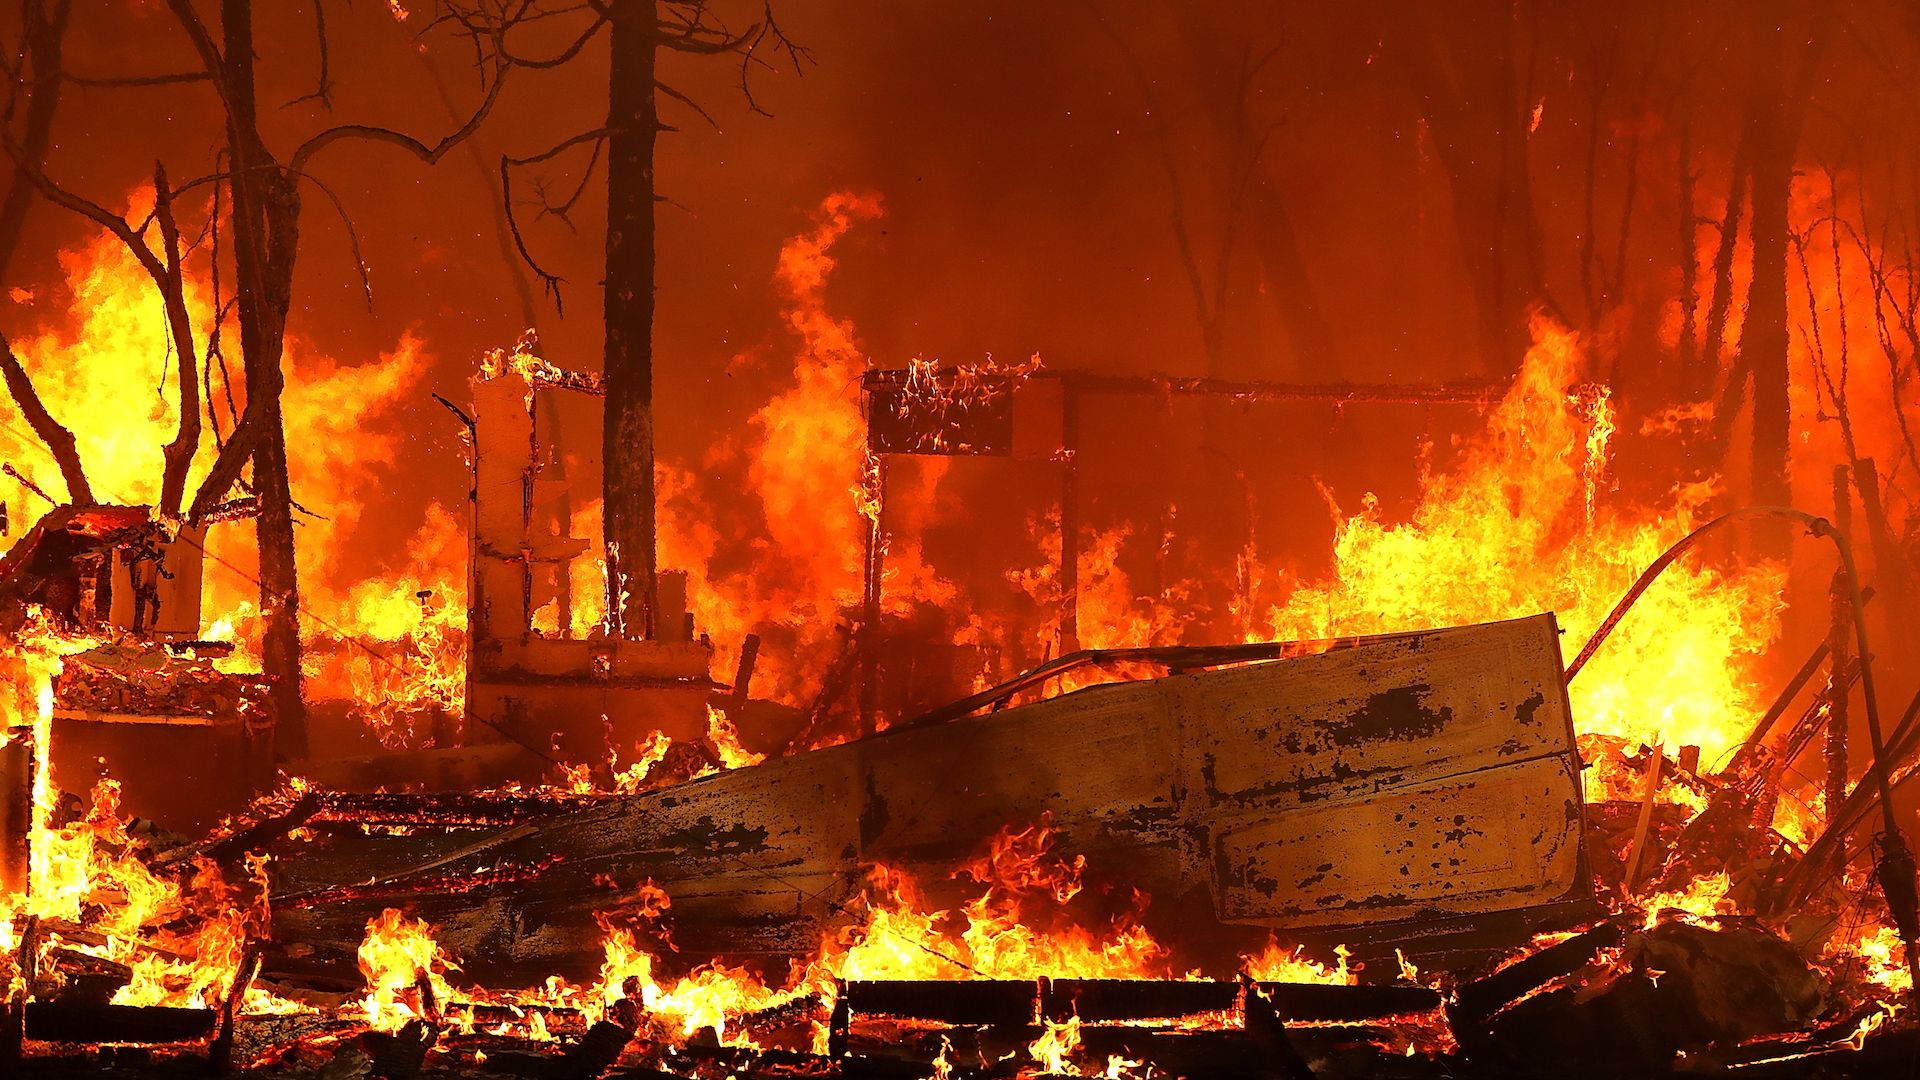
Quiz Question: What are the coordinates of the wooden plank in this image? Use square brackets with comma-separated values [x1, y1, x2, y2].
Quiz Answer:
[24, 1002, 215, 1043]
[1184, 614, 1574, 812]
[1622, 746, 1666, 894]
[0, 728, 28, 895]
[1212, 755, 1584, 926]
[844, 980, 1035, 1026]
[270, 614, 1589, 980]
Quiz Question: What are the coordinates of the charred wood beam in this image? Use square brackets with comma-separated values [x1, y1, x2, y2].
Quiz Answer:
[1781, 685, 1920, 909]
[1043, 978, 1236, 1023]
[209, 943, 261, 1074]
[839, 978, 1441, 1029]
[0, 725, 28, 895]
[1056, 371, 1503, 406]
[37, 947, 132, 1003]
[731, 633, 759, 704]
[170, 791, 321, 865]
[1241, 979, 1317, 1080]
[1622, 745, 1665, 893]
[23, 1001, 215, 1043]
[1248, 981, 1441, 1023]
[841, 980, 1035, 1028]
[1448, 916, 1629, 1036]
[1783, 656, 1862, 766]
[361, 1018, 437, 1080]
[308, 790, 607, 827]
[1725, 628, 1840, 775]
[482, 1019, 634, 1080]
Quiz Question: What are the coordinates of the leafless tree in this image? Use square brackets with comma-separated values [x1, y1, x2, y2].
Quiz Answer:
[0, 0, 517, 759]
[1722, 3, 1826, 561]
[0, 0, 88, 505]
[1391, 4, 1559, 375]
[444, 0, 807, 638]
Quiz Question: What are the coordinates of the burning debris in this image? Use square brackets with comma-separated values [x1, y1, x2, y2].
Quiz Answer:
[9, 3, 1920, 1076]
[4, 265, 1920, 1076]
[0, 235, 1915, 1076]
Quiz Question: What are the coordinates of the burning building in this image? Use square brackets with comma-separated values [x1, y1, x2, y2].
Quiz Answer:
[6, 2, 1920, 1078]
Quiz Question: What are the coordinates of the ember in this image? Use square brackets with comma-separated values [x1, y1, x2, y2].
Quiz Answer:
[5, 3, 1920, 1079]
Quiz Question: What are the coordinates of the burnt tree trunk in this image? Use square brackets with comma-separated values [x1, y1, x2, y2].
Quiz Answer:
[1400, 4, 1552, 375]
[1743, 4, 1825, 558]
[0, 0, 66, 264]
[153, 163, 202, 519]
[0, 0, 91, 507]
[220, 0, 309, 757]
[1745, 8, 1792, 541]
[1245, 176, 1337, 372]
[603, 0, 660, 638]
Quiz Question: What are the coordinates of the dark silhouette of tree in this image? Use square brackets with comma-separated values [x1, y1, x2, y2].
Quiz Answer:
[0, 0, 514, 759]
[456, 0, 806, 638]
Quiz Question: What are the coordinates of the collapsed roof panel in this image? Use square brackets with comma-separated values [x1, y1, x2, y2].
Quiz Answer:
[267, 612, 1591, 982]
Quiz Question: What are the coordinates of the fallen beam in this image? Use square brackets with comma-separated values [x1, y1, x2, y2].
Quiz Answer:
[264, 615, 1591, 986]
[24, 1001, 216, 1043]
[842, 980, 1035, 1027]
[1449, 916, 1629, 1035]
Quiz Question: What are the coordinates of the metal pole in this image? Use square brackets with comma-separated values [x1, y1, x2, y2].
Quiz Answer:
[859, 457, 888, 737]
[1058, 386, 1081, 656]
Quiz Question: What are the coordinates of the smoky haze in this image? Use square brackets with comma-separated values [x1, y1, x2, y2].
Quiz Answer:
[5, 1, 1904, 712]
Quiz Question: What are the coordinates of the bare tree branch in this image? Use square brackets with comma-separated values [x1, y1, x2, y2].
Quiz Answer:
[499, 126, 611, 309]
[288, 0, 522, 172]
[499, 9, 608, 68]
[63, 69, 208, 88]
[288, 169, 374, 309]
[737, 0, 809, 116]
[0, 335, 90, 503]
[537, 136, 605, 224]
[656, 79, 719, 128]
[152, 162, 202, 517]
[158, 0, 229, 112]
[285, 0, 334, 109]
[0, 0, 91, 504]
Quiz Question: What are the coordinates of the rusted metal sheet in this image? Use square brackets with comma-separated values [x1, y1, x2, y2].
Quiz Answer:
[269, 613, 1589, 981]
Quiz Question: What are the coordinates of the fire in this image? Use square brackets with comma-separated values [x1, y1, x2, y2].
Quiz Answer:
[1028, 1011, 1082, 1073]
[1248, 317, 1784, 767]
[0, 225, 212, 511]
[607, 192, 956, 719]
[1639, 871, 1734, 927]
[960, 812, 1086, 904]
[205, 339, 470, 747]
[636, 230, 1789, 787]
[590, 923, 793, 1044]
[0, 209, 471, 748]
[358, 907, 456, 1032]
[325, 824, 1192, 1057]
[611, 729, 673, 793]
[1, 625, 258, 1010]
[706, 705, 765, 771]
[1828, 923, 1914, 997]
[1242, 939, 1355, 985]
[815, 819, 1179, 984]
[5, 175, 1915, 1069]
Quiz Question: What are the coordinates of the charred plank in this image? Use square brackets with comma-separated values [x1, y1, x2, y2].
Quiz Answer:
[843, 979, 1036, 1027]
[23, 1001, 215, 1043]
